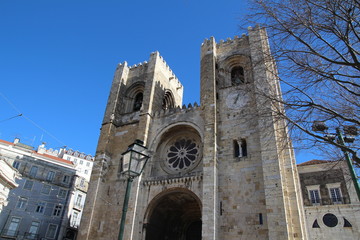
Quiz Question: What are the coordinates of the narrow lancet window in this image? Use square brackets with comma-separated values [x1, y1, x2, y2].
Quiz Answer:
[240, 139, 247, 157]
[234, 139, 247, 157]
[233, 140, 240, 157]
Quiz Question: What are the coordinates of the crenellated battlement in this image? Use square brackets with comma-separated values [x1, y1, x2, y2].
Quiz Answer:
[201, 34, 248, 47]
[153, 102, 200, 118]
[116, 60, 148, 69]
[201, 31, 253, 57]
[216, 33, 248, 46]
[128, 61, 148, 69]
[201, 36, 215, 48]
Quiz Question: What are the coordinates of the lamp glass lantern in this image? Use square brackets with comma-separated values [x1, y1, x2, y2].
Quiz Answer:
[121, 140, 150, 178]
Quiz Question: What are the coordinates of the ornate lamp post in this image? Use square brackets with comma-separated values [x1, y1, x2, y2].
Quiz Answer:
[118, 139, 150, 240]
[312, 122, 360, 201]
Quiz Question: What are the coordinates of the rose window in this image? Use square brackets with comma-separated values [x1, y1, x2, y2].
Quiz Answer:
[165, 138, 200, 171]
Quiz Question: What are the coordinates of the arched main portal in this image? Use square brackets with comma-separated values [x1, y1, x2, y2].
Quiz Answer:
[145, 190, 202, 240]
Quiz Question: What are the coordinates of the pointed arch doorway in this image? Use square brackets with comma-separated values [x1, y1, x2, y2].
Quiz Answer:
[144, 189, 202, 240]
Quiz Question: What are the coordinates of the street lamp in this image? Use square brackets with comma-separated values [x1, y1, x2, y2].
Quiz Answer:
[312, 121, 360, 201]
[118, 139, 150, 240]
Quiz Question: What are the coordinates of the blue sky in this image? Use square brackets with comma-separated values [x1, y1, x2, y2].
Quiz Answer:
[0, 0, 315, 162]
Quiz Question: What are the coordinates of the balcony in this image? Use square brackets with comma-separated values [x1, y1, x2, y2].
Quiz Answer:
[0, 229, 18, 239]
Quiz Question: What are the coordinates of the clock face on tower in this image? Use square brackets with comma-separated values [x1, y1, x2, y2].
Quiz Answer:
[226, 91, 249, 109]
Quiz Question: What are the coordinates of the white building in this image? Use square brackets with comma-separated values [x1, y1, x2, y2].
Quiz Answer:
[298, 160, 360, 240]
[0, 145, 20, 213]
[59, 149, 94, 232]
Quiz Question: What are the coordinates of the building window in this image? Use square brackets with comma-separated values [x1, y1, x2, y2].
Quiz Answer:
[80, 178, 85, 187]
[231, 66, 245, 85]
[26, 221, 40, 239]
[309, 190, 321, 205]
[62, 175, 70, 184]
[259, 213, 263, 225]
[16, 197, 27, 209]
[329, 187, 342, 204]
[53, 205, 62, 216]
[67, 156, 71, 161]
[29, 166, 38, 178]
[133, 92, 143, 111]
[5, 217, 21, 237]
[234, 139, 247, 157]
[73, 158, 78, 164]
[323, 213, 338, 227]
[41, 184, 51, 195]
[234, 140, 240, 157]
[240, 139, 247, 157]
[85, 170, 89, 175]
[162, 91, 175, 110]
[326, 183, 342, 204]
[12, 161, 20, 169]
[165, 138, 200, 171]
[58, 189, 67, 198]
[79, 160, 83, 165]
[23, 180, 34, 190]
[86, 162, 90, 167]
[35, 202, 46, 214]
[312, 219, 320, 228]
[71, 211, 79, 227]
[46, 171, 55, 182]
[75, 194, 83, 207]
[46, 224, 58, 239]
[344, 218, 352, 227]
[306, 185, 321, 205]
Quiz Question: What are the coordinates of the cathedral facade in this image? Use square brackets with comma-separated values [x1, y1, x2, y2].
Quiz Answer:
[78, 26, 307, 240]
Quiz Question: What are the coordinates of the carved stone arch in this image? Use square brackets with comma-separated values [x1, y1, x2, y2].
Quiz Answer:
[162, 90, 175, 110]
[221, 54, 252, 86]
[149, 122, 204, 152]
[143, 188, 202, 240]
[124, 82, 145, 113]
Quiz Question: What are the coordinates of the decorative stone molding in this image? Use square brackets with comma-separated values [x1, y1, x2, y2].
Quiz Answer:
[143, 172, 203, 186]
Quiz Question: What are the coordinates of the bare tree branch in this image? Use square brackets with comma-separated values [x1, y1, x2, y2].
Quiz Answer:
[245, 0, 360, 166]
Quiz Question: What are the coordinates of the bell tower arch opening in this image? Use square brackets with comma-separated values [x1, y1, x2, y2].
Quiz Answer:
[121, 82, 145, 113]
[162, 90, 175, 110]
[144, 189, 202, 240]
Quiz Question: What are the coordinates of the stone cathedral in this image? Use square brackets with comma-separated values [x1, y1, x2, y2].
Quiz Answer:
[78, 26, 307, 240]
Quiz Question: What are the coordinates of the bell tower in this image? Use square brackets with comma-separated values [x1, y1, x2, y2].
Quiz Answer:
[78, 51, 184, 240]
[200, 26, 307, 239]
